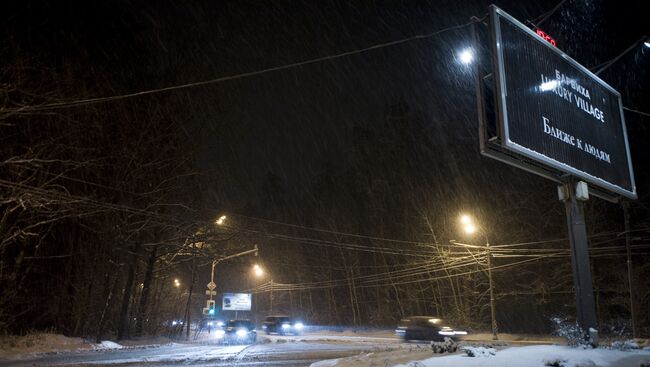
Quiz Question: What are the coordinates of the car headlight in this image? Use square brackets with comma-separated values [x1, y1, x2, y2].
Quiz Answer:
[217, 321, 224, 327]
[172, 321, 178, 326]
[207, 321, 213, 326]
[281, 324, 291, 329]
[215, 329, 225, 338]
[294, 322, 304, 330]
[236, 329, 248, 337]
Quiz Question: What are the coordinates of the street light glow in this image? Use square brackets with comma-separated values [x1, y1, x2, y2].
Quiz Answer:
[460, 214, 472, 225]
[463, 223, 477, 234]
[215, 215, 227, 225]
[174, 278, 180, 287]
[644, 41, 650, 48]
[459, 48, 473, 64]
[253, 264, 264, 277]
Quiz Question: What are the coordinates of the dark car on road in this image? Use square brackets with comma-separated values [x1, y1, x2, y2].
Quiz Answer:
[395, 316, 467, 342]
[262, 315, 304, 335]
[222, 319, 257, 344]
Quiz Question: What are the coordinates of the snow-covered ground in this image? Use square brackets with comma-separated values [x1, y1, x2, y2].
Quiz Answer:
[0, 327, 558, 359]
[312, 343, 650, 367]
[0, 333, 118, 357]
[0, 333, 174, 361]
[3, 331, 649, 367]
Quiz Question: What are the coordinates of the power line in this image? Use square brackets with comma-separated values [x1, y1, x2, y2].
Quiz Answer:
[231, 212, 586, 250]
[624, 106, 650, 118]
[531, 0, 570, 27]
[236, 227, 437, 258]
[231, 213, 439, 249]
[9, 19, 481, 114]
[251, 254, 559, 292]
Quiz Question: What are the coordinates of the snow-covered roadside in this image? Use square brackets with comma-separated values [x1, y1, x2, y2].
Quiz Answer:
[0, 333, 155, 360]
[310, 346, 434, 367]
[311, 344, 650, 367]
[0, 333, 95, 358]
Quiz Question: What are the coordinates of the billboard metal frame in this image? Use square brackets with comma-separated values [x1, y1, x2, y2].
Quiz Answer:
[488, 5, 636, 199]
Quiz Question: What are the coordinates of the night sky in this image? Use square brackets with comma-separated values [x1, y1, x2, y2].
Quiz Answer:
[1, 0, 650, 334]
[3, 0, 647, 200]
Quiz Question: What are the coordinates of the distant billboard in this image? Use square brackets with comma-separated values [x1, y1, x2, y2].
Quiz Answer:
[489, 5, 636, 198]
[222, 293, 251, 311]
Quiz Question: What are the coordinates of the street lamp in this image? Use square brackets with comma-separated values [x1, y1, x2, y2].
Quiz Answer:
[174, 278, 181, 287]
[463, 223, 477, 235]
[215, 215, 227, 226]
[457, 214, 498, 340]
[458, 48, 474, 64]
[253, 264, 264, 278]
[460, 214, 471, 225]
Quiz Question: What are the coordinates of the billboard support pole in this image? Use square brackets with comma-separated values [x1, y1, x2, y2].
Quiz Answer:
[622, 201, 637, 338]
[561, 181, 598, 345]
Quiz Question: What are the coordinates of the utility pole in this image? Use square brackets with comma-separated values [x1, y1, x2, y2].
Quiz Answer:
[201, 245, 259, 319]
[622, 201, 637, 338]
[269, 279, 274, 314]
[450, 237, 497, 340]
[486, 241, 498, 340]
[184, 241, 197, 340]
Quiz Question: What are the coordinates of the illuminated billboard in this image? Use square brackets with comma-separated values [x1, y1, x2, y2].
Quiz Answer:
[490, 6, 636, 198]
[222, 293, 251, 311]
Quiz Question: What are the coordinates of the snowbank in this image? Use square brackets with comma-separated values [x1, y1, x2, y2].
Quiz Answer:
[93, 340, 124, 350]
[0, 333, 128, 359]
[397, 345, 650, 367]
[312, 345, 650, 367]
[0, 333, 92, 357]
[310, 344, 436, 367]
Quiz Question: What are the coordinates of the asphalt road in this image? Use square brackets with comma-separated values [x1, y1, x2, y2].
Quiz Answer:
[0, 331, 563, 367]
[0, 336, 405, 367]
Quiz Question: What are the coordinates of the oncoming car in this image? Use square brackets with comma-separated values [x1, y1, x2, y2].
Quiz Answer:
[262, 315, 304, 335]
[217, 319, 257, 344]
[395, 316, 467, 342]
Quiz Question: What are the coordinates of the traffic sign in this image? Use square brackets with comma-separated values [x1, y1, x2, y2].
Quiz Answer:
[207, 281, 216, 290]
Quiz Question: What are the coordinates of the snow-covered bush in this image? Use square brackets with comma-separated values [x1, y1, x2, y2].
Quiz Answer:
[550, 316, 591, 347]
[609, 339, 639, 351]
[602, 319, 630, 339]
[430, 337, 457, 353]
[461, 346, 496, 357]
[543, 357, 567, 367]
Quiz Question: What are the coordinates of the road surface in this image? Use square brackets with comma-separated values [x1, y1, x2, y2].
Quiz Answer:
[0, 330, 565, 367]
[0, 333, 406, 367]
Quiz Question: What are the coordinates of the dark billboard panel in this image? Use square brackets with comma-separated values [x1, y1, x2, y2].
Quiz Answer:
[490, 6, 636, 199]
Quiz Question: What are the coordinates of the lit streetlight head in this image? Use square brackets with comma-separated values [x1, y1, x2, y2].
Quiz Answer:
[458, 48, 473, 64]
[253, 264, 264, 277]
[463, 223, 477, 235]
[460, 214, 472, 225]
[215, 215, 227, 226]
[174, 278, 180, 287]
